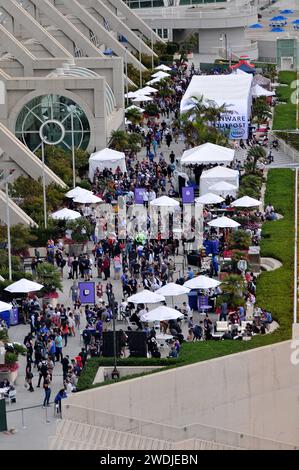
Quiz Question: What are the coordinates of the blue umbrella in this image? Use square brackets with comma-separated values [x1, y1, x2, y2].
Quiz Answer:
[292, 19, 299, 24]
[280, 10, 294, 14]
[270, 15, 287, 21]
[249, 23, 263, 29]
[270, 27, 285, 32]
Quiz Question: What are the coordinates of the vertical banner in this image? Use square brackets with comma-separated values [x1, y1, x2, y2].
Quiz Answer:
[182, 187, 194, 204]
[134, 188, 146, 204]
[78, 282, 96, 305]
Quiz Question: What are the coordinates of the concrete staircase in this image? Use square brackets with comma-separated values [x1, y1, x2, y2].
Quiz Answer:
[49, 419, 242, 450]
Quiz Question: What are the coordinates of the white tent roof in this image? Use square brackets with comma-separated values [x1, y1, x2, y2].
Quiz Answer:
[150, 196, 180, 207]
[141, 306, 183, 322]
[181, 143, 235, 165]
[195, 193, 225, 205]
[5, 279, 44, 293]
[147, 78, 162, 85]
[89, 148, 126, 180]
[65, 186, 90, 199]
[152, 71, 170, 79]
[50, 208, 82, 220]
[231, 196, 261, 207]
[184, 275, 221, 290]
[156, 283, 190, 297]
[252, 84, 275, 97]
[140, 86, 158, 94]
[127, 290, 165, 304]
[126, 105, 145, 113]
[209, 181, 238, 191]
[132, 95, 153, 102]
[73, 192, 103, 204]
[208, 215, 240, 228]
[155, 64, 172, 71]
[180, 73, 253, 114]
[125, 91, 139, 98]
[0, 301, 12, 313]
[201, 166, 239, 179]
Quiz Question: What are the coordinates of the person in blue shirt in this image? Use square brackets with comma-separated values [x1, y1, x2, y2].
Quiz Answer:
[187, 267, 194, 279]
[54, 388, 67, 415]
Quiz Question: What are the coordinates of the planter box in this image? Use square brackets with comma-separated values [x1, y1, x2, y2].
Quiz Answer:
[68, 243, 86, 257]
[0, 368, 18, 384]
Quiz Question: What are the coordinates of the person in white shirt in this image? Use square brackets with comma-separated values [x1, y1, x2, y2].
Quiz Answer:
[142, 190, 149, 207]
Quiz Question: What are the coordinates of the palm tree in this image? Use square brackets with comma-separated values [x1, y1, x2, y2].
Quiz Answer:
[127, 133, 143, 155]
[110, 130, 129, 152]
[247, 145, 267, 172]
[125, 108, 142, 128]
[251, 97, 272, 128]
[220, 274, 247, 308]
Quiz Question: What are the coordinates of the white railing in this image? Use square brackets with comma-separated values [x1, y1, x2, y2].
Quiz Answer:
[139, 5, 257, 19]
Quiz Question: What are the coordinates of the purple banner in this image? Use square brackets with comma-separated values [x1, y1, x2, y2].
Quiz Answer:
[78, 282, 96, 305]
[135, 188, 146, 204]
[182, 187, 194, 204]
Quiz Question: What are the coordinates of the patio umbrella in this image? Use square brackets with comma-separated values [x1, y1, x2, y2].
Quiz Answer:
[156, 283, 190, 297]
[231, 196, 261, 208]
[249, 23, 263, 29]
[292, 19, 299, 24]
[125, 105, 145, 113]
[0, 301, 12, 313]
[5, 279, 44, 293]
[151, 71, 170, 79]
[155, 64, 172, 71]
[65, 186, 90, 199]
[127, 290, 165, 304]
[270, 27, 285, 32]
[270, 15, 287, 21]
[209, 181, 238, 196]
[207, 215, 240, 228]
[50, 208, 82, 220]
[280, 10, 294, 14]
[184, 275, 221, 290]
[146, 78, 162, 85]
[132, 95, 153, 103]
[140, 306, 183, 322]
[195, 193, 224, 205]
[124, 91, 139, 99]
[150, 196, 180, 207]
[140, 86, 159, 94]
[73, 192, 103, 204]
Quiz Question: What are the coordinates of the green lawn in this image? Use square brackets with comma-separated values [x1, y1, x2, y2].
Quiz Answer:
[77, 170, 295, 391]
[273, 71, 297, 130]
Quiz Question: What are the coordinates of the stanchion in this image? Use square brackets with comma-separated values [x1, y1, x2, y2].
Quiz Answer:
[45, 406, 50, 423]
[21, 408, 26, 429]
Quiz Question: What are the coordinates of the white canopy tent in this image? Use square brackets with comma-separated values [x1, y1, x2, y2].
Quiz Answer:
[5, 279, 44, 293]
[181, 143, 235, 165]
[156, 283, 190, 297]
[180, 73, 253, 140]
[127, 290, 165, 304]
[65, 186, 90, 199]
[231, 196, 261, 208]
[208, 215, 240, 228]
[252, 84, 275, 98]
[89, 148, 127, 181]
[184, 275, 221, 290]
[140, 86, 159, 94]
[155, 64, 172, 71]
[146, 78, 162, 85]
[132, 95, 153, 103]
[141, 306, 183, 322]
[125, 105, 145, 113]
[200, 166, 239, 196]
[73, 192, 103, 204]
[151, 71, 170, 79]
[0, 301, 12, 313]
[209, 181, 238, 197]
[195, 193, 225, 205]
[50, 208, 82, 220]
[150, 196, 180, 207]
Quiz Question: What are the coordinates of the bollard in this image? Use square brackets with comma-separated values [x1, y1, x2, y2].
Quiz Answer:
[45, 406, 50, 423]
[21, 408, 26, 429]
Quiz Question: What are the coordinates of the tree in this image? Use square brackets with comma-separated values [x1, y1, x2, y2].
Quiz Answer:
[110, 130, 129, 152]
[127, 133, 143, 155]
[0, 225, 37, 254]
[246, 145, 267, 172]
[36, 262, 62, 295]
[218, 274, 247, 308]
[125, 108, 142, 127]
[251, 96, 272, 128]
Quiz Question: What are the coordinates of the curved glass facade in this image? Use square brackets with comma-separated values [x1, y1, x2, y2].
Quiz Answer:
[15, 95, 91, 153]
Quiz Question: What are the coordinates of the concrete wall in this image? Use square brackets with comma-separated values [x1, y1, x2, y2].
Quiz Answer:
[65, 340, 299, 447]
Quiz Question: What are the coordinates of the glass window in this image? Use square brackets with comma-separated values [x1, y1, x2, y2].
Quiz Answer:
[15, 95, 91, 153]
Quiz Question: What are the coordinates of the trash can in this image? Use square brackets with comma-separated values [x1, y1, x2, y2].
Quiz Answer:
[187, 290, 198, 310]
[0, 399, 7, 432]
[0, 311, 10, 328]
[10, 308, 19, 326]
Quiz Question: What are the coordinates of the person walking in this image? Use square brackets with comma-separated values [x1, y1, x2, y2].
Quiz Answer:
[25, 361, 34, 392]
[55, 331, 63, 362]
[42, 374, 51, 408]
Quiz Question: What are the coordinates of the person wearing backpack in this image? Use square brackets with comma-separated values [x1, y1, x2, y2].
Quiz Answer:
[37, 359, 48, 388]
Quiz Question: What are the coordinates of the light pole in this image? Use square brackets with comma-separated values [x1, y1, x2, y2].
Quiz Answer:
[139, 36, 142, 88]
[41, 140, 48, 229]
[67, 105, 77, 189]
[219, 33, 228, 61]
[2, 170, 14, 281]
[125, 47, 129, 107]
[151, 28, 154, 70]
[110, 292, 120, 380]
